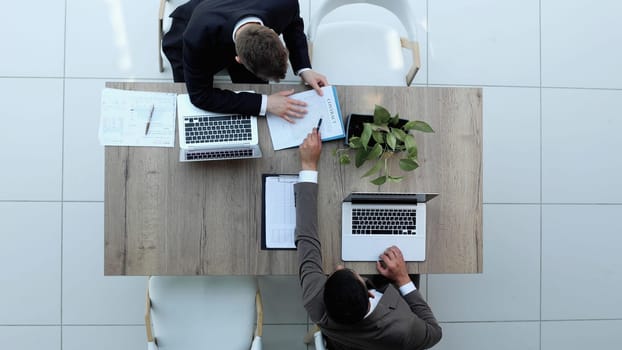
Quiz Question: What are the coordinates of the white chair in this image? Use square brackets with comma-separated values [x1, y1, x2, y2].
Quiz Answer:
[158, 0, 189, 73]
[145, 276, 263, 350]
[307, 0, 421, 86]
[304, 324, 327, 350]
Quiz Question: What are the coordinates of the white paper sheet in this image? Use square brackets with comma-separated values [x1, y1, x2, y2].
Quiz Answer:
[264, 175, 298, 249]
[266, 86, 345, 150]
[99, 88, 177, 147]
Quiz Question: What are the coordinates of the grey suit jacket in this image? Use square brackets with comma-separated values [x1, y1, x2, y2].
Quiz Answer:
[294, 182, 442, 350]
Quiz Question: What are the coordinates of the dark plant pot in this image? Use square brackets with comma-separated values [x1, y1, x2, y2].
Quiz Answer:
[345, 114, 409, 146]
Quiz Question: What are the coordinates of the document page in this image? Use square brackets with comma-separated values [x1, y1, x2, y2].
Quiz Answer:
[266, 86, 345, 150]
[263, 175, 298, 249]
[99, 88, 177, 147]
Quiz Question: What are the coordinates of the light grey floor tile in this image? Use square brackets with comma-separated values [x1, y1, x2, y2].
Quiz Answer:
[63, 79, 107, 201]
[0, 326, 60, 350]
[309, 0, 428, 85]
[263, 324, 308, 350]
[542, 88, 622, 203]
[483, 87, 540, 203]
[2, 1, 65, 77]
[541, 320, 622, 350]
[542, 205, 622, 320]
[428, 205, 540, 322]
[435, 322, 539, 350]
[62, 326, 144, 350]
[62, 202, 146, 324]
[65, 0, 168, 79]
[0, 203, 61, 324]
[428, 0, 540, 86]
[0, 78, 63, 201]
[542, 0, 622, 89]
[258, 276, 308, 324]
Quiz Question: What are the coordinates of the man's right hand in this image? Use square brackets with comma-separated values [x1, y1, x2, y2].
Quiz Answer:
[299, 128, 322, 170]
[376, 246, 411, 287]
[267, 89, 308, 123]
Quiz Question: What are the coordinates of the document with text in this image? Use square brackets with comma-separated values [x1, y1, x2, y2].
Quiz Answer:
[99, 88, 177, 147]
[266, 86, 345, 150]
[262, 174, 298, 249]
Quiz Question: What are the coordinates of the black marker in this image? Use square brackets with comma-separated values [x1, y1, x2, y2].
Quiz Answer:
[316, 118, 322, 132]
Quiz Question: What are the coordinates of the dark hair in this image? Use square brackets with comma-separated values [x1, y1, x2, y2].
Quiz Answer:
[323, 269, 368, 324]
[235, 25, 288, 81]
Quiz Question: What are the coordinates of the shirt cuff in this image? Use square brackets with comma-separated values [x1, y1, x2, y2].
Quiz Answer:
[298, 170, 317, 183]
[296, 67, 312, 76]
[260, 94, 268, 116]
[398, 281, 417, 296]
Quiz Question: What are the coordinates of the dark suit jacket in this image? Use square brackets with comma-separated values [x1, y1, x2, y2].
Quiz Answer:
[294, 182, 442, 350]
[175, 0, 311, 115]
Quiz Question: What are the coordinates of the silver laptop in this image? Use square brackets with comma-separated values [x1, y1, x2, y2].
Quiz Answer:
[341, 193, 438, 262]
[177, 94, 262, 162]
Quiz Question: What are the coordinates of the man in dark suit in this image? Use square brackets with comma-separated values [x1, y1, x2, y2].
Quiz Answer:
[162, 0, 327, 122]
[295, 129, 442, 350]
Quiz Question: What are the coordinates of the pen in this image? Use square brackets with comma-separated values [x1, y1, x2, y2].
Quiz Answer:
[316, 118, 322, 132]
[145, 104, 154, 135]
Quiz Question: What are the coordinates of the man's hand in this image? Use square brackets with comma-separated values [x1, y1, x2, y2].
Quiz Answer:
[267, 89, 308, 123]
[376, 246, 411, 287]
[300, 70, 329, 96]
[299, 128, 322, 170]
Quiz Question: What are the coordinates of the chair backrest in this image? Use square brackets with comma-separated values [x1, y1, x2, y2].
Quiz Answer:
[308, 0, 421, 86]
[308, 0, 418, 43]
[147, 276, 259, 350]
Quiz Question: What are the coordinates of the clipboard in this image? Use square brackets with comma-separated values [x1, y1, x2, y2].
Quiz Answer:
[261, 174, 298, 250]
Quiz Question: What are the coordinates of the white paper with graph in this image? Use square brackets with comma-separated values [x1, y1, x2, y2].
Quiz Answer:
[262, 175, 298, 249]
[266, 86, 345, 150]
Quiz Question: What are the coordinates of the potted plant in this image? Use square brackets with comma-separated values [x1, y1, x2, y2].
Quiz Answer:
[334, 105, 434, 185]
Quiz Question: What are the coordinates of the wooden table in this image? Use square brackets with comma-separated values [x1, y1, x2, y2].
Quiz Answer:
[104, 82, 482, 275]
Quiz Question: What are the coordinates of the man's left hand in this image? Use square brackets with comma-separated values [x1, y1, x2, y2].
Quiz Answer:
[300, 70, 329, 96]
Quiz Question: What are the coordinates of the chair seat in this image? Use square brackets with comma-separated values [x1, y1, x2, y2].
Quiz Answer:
[312, 21, 410, 86]
[149, 276, 257, 350]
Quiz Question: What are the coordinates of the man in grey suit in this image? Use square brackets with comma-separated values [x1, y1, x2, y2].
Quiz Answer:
[295, 129, 442, 350]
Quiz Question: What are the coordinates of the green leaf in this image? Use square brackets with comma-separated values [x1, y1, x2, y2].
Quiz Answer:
[367, 143, 383, 160]
[349, 136, 362, 149]
[407, 146, 418, 159]
[402, 121, 416, 131]
[373, 105, 391, 124]
[389, 113, 401, 125]
[403, 120, 434, 133]
[372, 131, 385, 144]
[370, 176, 387, 186]
[387, 175, 404, 183]
[360, 123, 373, 150]
[399, 158, 419, 171]
[370, 124, 390, 132]
[387, 132, 397, 150]
[404, 135, 417, 150]
[392, 128, 407, 142]
[339, 154, 351, 164]
[331, 148, 338, 156]
[362, 159, 383, 178]
[355, 148, 369, 168]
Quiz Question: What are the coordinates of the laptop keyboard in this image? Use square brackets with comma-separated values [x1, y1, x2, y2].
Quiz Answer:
[352, 208, 416, 235]
[186, 149, 254, 161]
[184, 115, 252, 144]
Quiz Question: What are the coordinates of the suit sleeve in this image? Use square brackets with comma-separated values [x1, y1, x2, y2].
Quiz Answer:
[182, 33, 263, 115]
[294, 182, 328, 324]
[281, 1, 311, 72]
[403, 290, 443, 349]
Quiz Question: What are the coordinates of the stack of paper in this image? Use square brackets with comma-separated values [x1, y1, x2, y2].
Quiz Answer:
[266, 86, 345, 150]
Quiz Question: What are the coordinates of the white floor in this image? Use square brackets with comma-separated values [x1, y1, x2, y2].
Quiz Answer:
[1, 0, 621, 349]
